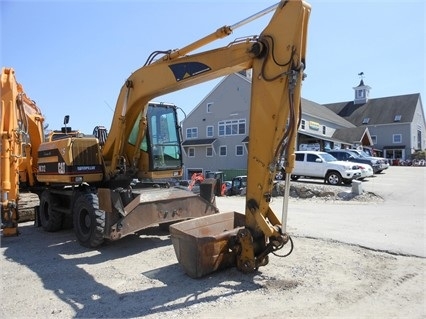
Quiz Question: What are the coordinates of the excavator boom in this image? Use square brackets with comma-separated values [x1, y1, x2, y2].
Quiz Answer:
[1, 67, 45, 236]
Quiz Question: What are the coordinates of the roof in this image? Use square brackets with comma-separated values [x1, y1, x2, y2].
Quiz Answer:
[301, 98, 355, 128]
[323, 93, 420, 126]
[332, 126, 372, 144]
[181, 138, 216, 146]
[299, 131, 348, 145]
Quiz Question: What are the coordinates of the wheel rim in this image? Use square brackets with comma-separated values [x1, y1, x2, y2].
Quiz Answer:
[329, 175, 338, 185]
[78, 208, 91, 235]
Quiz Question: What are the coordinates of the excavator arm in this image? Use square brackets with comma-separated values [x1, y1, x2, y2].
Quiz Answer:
[1, 67, 45, 236]
[100, 0, 310, 275]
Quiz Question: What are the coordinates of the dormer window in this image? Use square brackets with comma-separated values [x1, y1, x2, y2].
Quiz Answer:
[394, 115, 402, 122]
[362, 117, 370, 124]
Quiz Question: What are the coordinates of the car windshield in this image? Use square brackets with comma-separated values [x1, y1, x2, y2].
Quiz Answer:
[349, 152, 361, 158]
[320, 153, 338, 162]
[359, 150, 372, 157]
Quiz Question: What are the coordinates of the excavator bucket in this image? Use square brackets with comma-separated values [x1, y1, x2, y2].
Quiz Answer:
[169, 211, 245, 278]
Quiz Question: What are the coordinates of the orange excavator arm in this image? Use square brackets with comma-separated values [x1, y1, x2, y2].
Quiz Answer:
[1, 67, 45, 236]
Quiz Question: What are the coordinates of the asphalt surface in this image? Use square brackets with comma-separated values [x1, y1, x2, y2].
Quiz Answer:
[216, 166, 426, 257]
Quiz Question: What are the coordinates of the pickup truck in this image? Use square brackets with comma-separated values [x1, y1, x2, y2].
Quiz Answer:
[291, 151, 362, 185]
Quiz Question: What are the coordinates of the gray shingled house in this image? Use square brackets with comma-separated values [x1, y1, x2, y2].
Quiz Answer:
[324, 80, 426, 160]
[180, 72, 377, 179]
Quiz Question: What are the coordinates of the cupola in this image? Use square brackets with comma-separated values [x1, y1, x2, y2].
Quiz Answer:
[353, 72, 371, 104]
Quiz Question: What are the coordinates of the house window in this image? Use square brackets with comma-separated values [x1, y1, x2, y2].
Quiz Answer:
[394, 115, 402, 122]
[393, 134, 402, 143]
[186, 127, 198, 139]
[188, 148, 195, 157]
[371, 135, 377, 144]
[207, 102, 213, 113]
[417, 129, 422, 150]
[362, 118, 370, 124]
[219, 146, 227, 156]
[206, 147, 213, 157]
[206, 126, 214, 137]
[322, 125, 326, 135]
[218, 119, 246, 136]
[236, 145, 244, 156]
[300, 119, 306, 130]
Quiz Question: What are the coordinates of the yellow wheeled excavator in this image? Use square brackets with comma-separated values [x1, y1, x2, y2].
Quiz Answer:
[34, 0, 310, 276]
[1, 67, 45, 236]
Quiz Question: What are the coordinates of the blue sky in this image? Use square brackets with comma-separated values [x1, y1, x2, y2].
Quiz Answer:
[1, 0, 425, 134]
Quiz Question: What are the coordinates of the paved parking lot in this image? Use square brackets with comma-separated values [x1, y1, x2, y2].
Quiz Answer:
[217, 166, 426, 257]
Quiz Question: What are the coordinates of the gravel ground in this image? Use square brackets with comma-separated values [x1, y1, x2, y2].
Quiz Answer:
[1, 169, 425, 318]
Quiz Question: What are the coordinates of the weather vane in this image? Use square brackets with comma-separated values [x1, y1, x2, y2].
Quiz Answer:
[358, 72, 365, 79]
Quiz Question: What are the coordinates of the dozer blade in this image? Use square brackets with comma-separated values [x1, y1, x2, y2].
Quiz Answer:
[103, 187, 219, 241]
[169, 211, 245, 278]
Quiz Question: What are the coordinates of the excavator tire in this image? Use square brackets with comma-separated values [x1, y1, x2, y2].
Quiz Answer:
[73, 192, 105, 248]
[39, 190, 63, 232]
[62, 214, 74, 230]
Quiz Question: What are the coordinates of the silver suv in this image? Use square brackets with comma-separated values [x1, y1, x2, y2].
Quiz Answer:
[291, 151, 362, 185]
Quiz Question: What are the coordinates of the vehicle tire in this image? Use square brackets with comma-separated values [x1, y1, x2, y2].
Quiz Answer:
[62, 214, 73, 230]
[290, 175, 300, 181]
[39, 190, 63, 232]
[73, 192, 105, 248]
[325, 171, 342, 185]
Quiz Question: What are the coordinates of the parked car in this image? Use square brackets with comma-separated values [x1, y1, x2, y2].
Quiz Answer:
[347, 149, 389, 173]
[291, 151, 362, 185]
[327, 150, 381, 174]
[356, 164, 374, 180]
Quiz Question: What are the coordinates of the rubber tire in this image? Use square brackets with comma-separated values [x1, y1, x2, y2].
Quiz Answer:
[290, 175, 300, 181]
[62, 214, 73, 230]
[325, 171, 342, 185]
[39, 190, 63, 232]
[73, 192, 105, 248]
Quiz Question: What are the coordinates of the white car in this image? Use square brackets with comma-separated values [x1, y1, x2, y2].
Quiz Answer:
[291, 151, 362, 185]
[355, 164, 374, 180]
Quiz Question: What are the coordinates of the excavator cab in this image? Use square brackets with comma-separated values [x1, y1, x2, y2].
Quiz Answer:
[127, 102, 183, 179]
